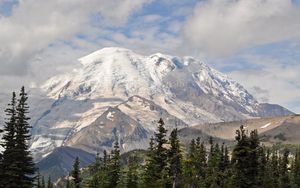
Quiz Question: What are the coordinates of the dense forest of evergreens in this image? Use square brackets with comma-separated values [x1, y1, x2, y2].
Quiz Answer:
[1, 88, 300, 188]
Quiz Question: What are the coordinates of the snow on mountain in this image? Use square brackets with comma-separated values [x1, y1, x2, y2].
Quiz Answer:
[18, 47, 292, 160]
[64, 95, 188, 154]
[42, 47, 259, 121]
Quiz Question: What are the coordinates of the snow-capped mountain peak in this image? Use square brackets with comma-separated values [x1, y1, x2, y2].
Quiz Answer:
[43, 47, 256, 111]
[30, 47, 293, 160]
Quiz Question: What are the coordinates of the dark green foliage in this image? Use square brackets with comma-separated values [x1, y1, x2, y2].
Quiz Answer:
[292, 147, 300, 187]
[231, 125, 261, 188]
[279, 148, 291, 188]
[72, 157, 81, 188]
[126, 156, 139, 188]
[168, 128, 183, 188]
[0, 88, 36, 188]
[37, 170, 41, 188]
[108, 140, 121, 188]
[47, 176, 54, 188]
[41, 176, 45, 188]
[14, 87, 36, 187]
[143, 118, 169, 187]
[0, 92, 19, 187]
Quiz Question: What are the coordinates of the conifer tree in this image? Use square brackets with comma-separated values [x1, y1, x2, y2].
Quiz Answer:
[292, 147, 300, 187]
[108, 140, 121, 188]
[14, 87, 36, 187]
[41, 176, 45, 188]
[195, 137, 206, 181]
[231, 125, 260, 188]
[0, 92, 19, 187]
[47, 176, 53, 188]
[126, 156, 139, 188]
[66, 178, 71, 188]
[142, 137, 157, 187]
[279, 148, 291, 188]
[168, 128, 182, 188]
[143, 119, 169, 187]
[37, 170, 41, 188]
[183, 139, 199, 187]
[270, 149, 280, 188]
[72, 157, 81, 188]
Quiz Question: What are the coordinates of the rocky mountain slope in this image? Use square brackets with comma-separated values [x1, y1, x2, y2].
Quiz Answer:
[0, 47, 293, 160]
[187, 114, 300, 145]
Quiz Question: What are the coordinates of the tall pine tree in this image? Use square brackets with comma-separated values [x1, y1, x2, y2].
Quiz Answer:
[14, 87, 36, 187]
[72, 156, 81, 188]
[143, 118, 169, 187]
[0, 92, 19, 187]
[108, 139, 121, 188]
[168, 128, 182, 188]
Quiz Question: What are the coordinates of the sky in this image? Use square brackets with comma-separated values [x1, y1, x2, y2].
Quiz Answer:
[0, 0, 300, 113]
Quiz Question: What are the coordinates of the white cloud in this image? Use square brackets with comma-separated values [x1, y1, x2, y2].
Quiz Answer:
[0, 0, 150, 76]
[227, 54, 300, 112]
[183, 0, 300, 57]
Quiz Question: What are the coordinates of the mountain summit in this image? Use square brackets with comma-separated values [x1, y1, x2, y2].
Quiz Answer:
[29, 47, 292, 160]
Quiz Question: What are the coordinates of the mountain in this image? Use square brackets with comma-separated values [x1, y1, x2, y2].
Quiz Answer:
[64, 95, 188, 153]
[37, 146, 95, 181]
[186, 114, 300, 145]
[0, 47, 292, 160]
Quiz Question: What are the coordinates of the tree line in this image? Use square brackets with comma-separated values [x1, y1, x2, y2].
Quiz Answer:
[68, 119, 300, 188]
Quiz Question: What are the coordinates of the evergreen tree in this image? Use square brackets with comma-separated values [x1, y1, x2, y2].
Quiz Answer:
[14, 87, 36, 187]
[279, 148, 291, 188]
[231, 125, 260, 188]
[292, 147, 300, 187]
[206, 142, 222, 187]
[108, 139, 121, 188]
[126, 156, 139, 188]
[195, 137, 207, 185]
[37, 170, 41, 188]
[47, 176, 53, 188]
[168, 128, 182, 188]
[0, 92, 19, 188]
[183, 139, 199, 187]
[142, 137, 157, 187]
[143, 118, 169, 187]
[41, 176, 45, 188]
[72, 157, 81, 188]
[270, 149, 280, 188]
[66, 177, 72, 188]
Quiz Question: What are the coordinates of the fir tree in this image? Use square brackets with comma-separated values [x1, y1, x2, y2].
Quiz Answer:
[168, 128, 182, 188]
[37, 170, 41, 188]
[143, 119, 169, 187]
[183, 139, 199, 187]
[270, 149, 280, 188]
[279, 148, 291, 188]
[47, 176, 53, 188]
[72, 157, 81, 188]
[292, 147, 300, 187]
[41, 176, 45, 188]
[142, 137, 157, 187]
[108, 140, 121, 188]
[126, 156, 139, 188]
[14, 87, 36, 187]
[0, 92, 19, 187]
[231, 125, 260, 188]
